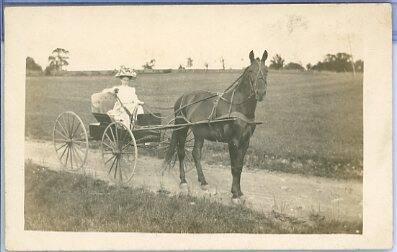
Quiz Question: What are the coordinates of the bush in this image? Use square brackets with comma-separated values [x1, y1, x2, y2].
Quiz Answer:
[26, 57, 43, 75]
[269, 54, 284, 70]
[311, 53, 363, 73]
[284, 62, 305, 71]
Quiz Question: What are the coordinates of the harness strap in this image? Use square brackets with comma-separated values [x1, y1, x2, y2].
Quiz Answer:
[228, 89, 236, 117]
[207, 92, 223, 121]
[139, 63, 264, 124]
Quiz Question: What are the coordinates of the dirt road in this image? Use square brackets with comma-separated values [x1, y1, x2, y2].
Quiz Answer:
[25, 139, 362, 222]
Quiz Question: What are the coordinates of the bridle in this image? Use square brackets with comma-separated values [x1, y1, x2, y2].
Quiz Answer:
[247, 60, 267, 100]
[224, 60, 267, 104]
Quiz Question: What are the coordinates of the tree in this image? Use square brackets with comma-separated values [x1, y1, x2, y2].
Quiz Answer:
[354, 60, 364, 72]
[26, 57, 43, 73]
[306, 63, 312, 71]
[187, 57, 193, 68]
[204, 62, 209, 71]
[220, 57, 225, 70]
[47, 48, 69, 73]
[269, 54, 285, 70]
[284, 62, 305, 71]
[142, 59, 156, 70]
[311, 52, 361, 73]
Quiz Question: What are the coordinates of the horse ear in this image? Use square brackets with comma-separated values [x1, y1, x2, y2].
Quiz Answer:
[261, 50, 268, 62]
[249, 50, 255, 64]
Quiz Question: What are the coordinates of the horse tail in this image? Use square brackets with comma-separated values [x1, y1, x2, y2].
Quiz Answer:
[164, 97, 182, 167]
[164, 129, 178, 167]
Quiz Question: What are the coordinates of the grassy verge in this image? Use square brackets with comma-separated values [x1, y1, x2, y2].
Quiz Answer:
[25, 162, 362, 233]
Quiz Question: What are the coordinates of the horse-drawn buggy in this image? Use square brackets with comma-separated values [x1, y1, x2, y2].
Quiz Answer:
[53, 90, 185, 184]
[53, 50, 268, 202]
[52, 88, 237, 184]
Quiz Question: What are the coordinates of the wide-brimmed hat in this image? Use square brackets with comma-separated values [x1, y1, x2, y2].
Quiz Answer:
[115, 66, 137, 79]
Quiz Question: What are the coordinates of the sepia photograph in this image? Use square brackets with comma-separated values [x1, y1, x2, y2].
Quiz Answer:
[4, 3, 392, 250]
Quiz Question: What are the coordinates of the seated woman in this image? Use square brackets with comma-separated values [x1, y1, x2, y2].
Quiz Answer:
[102, 66, 144, 128]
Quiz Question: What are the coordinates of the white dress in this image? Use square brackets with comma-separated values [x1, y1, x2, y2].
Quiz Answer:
[102, 85, 144, 128]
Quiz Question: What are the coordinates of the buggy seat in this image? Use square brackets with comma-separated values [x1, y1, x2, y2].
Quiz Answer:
[90, 91, 161, 126]
[91, 92, 116, 124]
[89, 92, 162, 141]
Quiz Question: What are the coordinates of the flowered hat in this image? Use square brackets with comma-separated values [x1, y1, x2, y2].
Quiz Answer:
[115, 66, 137, 79]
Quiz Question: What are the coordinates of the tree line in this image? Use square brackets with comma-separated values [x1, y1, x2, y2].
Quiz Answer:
[26, 48, 364, 75]
[269, 53, 363, 73]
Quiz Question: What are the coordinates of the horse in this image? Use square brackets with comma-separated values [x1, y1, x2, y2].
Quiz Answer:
[165, 50, 268, 203]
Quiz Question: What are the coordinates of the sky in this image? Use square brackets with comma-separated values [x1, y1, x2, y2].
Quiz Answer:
[15, 5, 366, 70]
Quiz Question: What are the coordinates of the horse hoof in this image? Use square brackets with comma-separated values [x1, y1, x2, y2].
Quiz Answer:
[201, 184, 210, 191]
[231, 197, 243, 205]
[180, 183, 189, 195]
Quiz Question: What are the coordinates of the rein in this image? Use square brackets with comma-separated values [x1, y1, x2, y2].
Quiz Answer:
[209, 60, 265, 119]
[142, 63, 265, 123]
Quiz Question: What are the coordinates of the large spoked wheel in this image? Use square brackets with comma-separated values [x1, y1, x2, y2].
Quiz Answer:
[53, 111, 88, 171]
[159, 122, 194, 173]
[101, 122, 138, 185]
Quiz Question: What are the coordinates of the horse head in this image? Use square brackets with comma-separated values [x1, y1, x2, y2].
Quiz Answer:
[247, 50, 268, 101]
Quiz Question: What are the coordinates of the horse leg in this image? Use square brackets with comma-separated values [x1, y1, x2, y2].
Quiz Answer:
[192, 136, 208, 190]
[177, 127, 188, 186]
[228, 139, 250, 199]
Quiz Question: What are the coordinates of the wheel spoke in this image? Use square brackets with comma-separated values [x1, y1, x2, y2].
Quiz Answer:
[65, 147, 70, 167]
[58, 117, 69, 135]
[56, 122, 69, 139]
[71, 122, 81, 138]
[60, 144, 69, 160]
[67, 113, 72, 137]
[73, 141, 88, 151]
[61, 116, 70, 137]
[73, 138, 87, 142]
[68, 115, 75, 139]
[105, 154, 117, 165]
[121, 139, 135, 151]
[102, 141, 114, 151]
[73, 142, 86, 153]
[109, 126, 116, 144]
[115, 126, 119, 148]
[54, 138, 68, 143]
[70, 146, 74, 169]
[108, 155, 117, 174]
[71, 145, 83, 165]
[72, 140, 87, 144]
[105, 133, 115, 148]
[114, 158, 119, 179]
[56, 142, 68, 152]
[73, 143, 85, 154]
[65, 114, 70, 137]
[118, 158, 123, 182]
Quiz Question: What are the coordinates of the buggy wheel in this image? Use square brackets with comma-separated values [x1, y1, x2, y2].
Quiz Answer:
[101, 122, 137, 185]
[159, 122, 194, 173]
[53, 111, 88, 171]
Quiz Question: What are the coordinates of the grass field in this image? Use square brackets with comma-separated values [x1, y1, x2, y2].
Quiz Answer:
[25, 162, 362, 233]
[25, 70, 363, 179]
